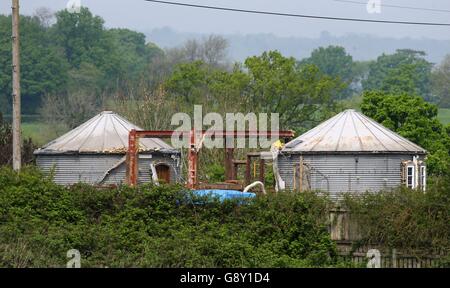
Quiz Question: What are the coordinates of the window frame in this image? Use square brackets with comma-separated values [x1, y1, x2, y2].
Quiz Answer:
[420, 165, 426, 191]
[406, 164, 415, 189]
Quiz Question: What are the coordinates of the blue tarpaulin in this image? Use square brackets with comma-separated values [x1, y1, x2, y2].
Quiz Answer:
[192, 190, 256, 202]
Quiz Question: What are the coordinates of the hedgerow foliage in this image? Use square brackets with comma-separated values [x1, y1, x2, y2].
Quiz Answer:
[2, 167, 448, 267]
[0, 167, 337, 268]
[342, 176, 450, 254]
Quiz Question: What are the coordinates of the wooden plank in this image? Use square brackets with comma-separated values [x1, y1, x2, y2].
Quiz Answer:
[259, 159, 265, 184]
[245, 155, 251, 186]
[225, 148, 234, 181]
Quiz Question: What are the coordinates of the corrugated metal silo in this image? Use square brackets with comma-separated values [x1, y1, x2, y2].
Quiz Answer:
[278, 109, 427, 199]
[34, 111, 181, 186]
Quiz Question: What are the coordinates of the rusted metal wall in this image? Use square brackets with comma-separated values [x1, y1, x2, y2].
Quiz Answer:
[36, 153, 181, 186]
[277, 153, 425, 199]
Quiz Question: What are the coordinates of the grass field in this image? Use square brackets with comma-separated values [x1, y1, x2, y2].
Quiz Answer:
[21, 122, 67, 146]
[438, 108, 450, 125]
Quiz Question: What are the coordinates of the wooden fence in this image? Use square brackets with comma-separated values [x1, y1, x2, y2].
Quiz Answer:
[335, 242, 447, 268]
[330, 209, 448, 268]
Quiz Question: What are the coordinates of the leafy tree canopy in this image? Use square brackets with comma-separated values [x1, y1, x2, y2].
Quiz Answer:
[363, 49, 433, 101]
[245, 51, 344, 131]
[432, 54, 450, 108]
[165, 51, 344, 132]
[300, 46, 354, 83]
[52, 8, 111, 70]
[0, 15, 68, 114]
[0, 7, 164, 116]
[361, 91, 450, 176]
[107, 28, 164, 81]
[299, 46, 358, 99]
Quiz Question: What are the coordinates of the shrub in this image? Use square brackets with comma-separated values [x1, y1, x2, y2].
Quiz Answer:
[342, 180, 450, 254]
[0, 167, 338, 268]
[2, 167, 447, 267]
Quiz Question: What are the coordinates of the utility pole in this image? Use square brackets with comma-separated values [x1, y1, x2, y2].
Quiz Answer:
[11, 0, 21, 171]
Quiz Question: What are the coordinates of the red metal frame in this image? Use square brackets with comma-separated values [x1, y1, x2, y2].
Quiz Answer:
[126, 129, 294, 188]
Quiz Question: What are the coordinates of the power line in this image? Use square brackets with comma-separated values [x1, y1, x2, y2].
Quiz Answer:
[143, 0, 450, 26]
[333, 0, 450, 14]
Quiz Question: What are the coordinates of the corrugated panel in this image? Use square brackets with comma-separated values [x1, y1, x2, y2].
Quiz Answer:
[36, 154, 181, 186]
[283, 109, 426, 154]
[278, 154, 424, 200]
[102, 154, 181, 185]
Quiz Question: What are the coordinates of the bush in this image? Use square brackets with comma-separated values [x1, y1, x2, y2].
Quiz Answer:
[341, 179, 450, 254]
[204, 163, 225, 183]
[3, 167, 447, 267]
[0, 167, 339, 268]
[0, 113, 37, 166]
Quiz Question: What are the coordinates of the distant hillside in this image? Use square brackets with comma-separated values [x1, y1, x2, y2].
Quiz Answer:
[146, 27, 450, 63]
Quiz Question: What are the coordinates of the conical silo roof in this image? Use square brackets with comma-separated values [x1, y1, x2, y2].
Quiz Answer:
[282, 109, 426, 154]
[34, 111, 175, 155]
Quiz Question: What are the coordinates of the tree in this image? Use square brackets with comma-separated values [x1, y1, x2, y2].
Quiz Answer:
[50, 7, 129, 96]
[165, 51, 344, 132]
[166, 60, 250, 112]
[164, 35, 229, 68]
[245, 51, 344, 131]
[36, 7, 167, 128]
[40, 90, 97, 130]
[107, 28, 164, 82]
[299, 46, 354, 99]
[51, 8, 113, 70]
[431, 54, 450, 108]
[361, 91, 450, 176]
[2, 7, 160, 116]
[183, 39, 201, 62]
[0, 15, 68, 114]
[165, 61, 209, 103]
[201, 35, 228, 67]
[33, 7, 55, 27]
[363, 49, 433, 101]
[351, 60, 371, 94]
[300, 46, 354, 83]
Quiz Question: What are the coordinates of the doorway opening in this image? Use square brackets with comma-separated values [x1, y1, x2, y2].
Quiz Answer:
[155, 163, 171, 184]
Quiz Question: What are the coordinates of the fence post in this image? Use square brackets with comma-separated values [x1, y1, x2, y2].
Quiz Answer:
[392, 249, 397, 268]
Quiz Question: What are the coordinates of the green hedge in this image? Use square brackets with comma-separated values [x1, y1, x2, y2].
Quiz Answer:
[0, 167, 342, 268]
[2, 167, 447, 267]
[342, 176, 450, 259]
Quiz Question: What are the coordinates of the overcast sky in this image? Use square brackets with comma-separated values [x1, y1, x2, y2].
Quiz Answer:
[1, 0, 450, 39]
